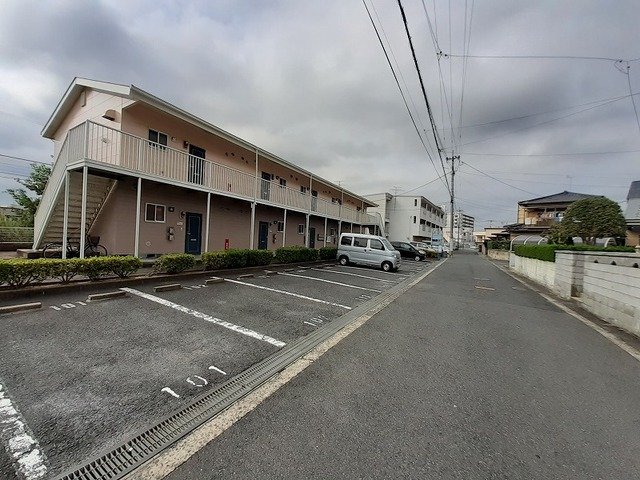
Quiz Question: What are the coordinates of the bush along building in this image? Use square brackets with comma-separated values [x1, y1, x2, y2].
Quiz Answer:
[33, 78, 380, 258]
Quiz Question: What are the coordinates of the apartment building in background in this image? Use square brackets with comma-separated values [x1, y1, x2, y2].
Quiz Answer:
[33, 78, 380, 257]
[365, 193, 445, 243]
[442, 209, 475, 247]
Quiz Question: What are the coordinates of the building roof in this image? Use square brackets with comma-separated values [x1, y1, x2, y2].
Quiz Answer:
[518, 191, 600, 206]
[625, 181, 640, 222]
[42, 77, 376, 207]
[627, 181, 640, 200]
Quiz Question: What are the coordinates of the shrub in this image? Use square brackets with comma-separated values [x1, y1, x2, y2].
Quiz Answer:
[274, 246, 319, 264]
[488, 240, 510, 251]
[0, 259, 51, 287]
[78, 257, 114, 281]
[108, 256, 143, 278]
[202, 251, 230, 270]
[245, 249, 274, 267]
[48, 258, 82, 283]
[514, 244, 635, 262]
[318, 247, 337, 260]
[153, 254, 196, 274]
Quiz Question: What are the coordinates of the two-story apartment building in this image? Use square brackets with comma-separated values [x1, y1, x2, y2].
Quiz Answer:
[33, 78, 379, 257]
[504, 191, 599, 239]
[365, 193, 444, 243]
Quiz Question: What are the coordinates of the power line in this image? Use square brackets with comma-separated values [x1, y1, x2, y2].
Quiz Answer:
[444, 53, 636, 62]
[362, 0, 444, 188]
[461, 148, 640, 157]
[460, 161, 539, 195]
[445, 92, 639, 130]
[461, 94, 629, 147]
[401, 171, 449, 194]
[397, 0, 451, 195]
[0, 153, 51, 165]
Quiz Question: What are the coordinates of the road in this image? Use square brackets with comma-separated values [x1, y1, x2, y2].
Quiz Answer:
[168, 252, 640, 479]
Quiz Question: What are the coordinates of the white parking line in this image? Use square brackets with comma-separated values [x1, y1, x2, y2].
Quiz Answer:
[278, 272, 382, 293]
[225, 279, 352, 310]
[332, 265, 409, 277]
[0, 383, 48, 479]
[120, 288, 286, 348]
[310, 268, 396, 283]
[208, 365, 227, 375]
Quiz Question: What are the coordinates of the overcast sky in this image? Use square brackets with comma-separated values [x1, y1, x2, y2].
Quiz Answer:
[1, 0, 639, 228]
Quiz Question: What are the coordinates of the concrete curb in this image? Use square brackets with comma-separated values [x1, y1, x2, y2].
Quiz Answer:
[205, 278, 224, 285]
[154, 284, 182, 293]
[0, 302, 42, 315]
[87, 291, 128, 302]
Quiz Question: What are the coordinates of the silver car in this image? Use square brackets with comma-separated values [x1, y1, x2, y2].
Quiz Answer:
[337, 233, 401, 271]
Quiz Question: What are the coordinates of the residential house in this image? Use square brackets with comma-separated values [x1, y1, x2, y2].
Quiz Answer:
[33, 78, 379, 257]
[504, 191, 600, 240]
[365, 193, 444, 243]
[625, 180, 640, 246]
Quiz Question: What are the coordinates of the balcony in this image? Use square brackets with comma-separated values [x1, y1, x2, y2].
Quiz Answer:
[50, 121, 375, 224]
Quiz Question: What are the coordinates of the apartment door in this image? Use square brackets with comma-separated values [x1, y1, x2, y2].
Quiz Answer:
[188, 145, 206, 185]
[260, 172, 272, 201]
[258, 221, 269, 250]
[309, 227, 316, 248]
[311, 190, 318, 211]
[185, 213, 202, 254]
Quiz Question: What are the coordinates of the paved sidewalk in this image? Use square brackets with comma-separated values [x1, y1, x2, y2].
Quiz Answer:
[167, 252, 640, 479]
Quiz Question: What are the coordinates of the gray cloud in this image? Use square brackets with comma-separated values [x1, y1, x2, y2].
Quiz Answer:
[0, 0, 638, 227]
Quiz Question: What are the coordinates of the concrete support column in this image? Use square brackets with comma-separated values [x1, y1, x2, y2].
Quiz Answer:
[204, 192, 211, 252]
[282, 209, 287, 247]
[62, 172, 70, 259]
[250, 202, 256, 249]
[134, 177, 142, 257]
[323, 217, 328, 247]
[79, 166, 88, 258]
[305, 214, 310, 247]
[338, 220, 342, 236]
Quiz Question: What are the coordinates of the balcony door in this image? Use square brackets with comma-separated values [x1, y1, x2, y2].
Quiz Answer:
[188, 145, 206, 185]
[260, 172, 271, 201]
[311, 190, 318, 211]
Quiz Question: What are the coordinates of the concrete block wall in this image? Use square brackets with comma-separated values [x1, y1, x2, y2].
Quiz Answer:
[582, 260, 640, 336]
[487, 249, 510, 261]
[509, 253, 556, 289]
[554, 251, 585, 299]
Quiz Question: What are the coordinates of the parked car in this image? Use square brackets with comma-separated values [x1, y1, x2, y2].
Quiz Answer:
[337, 233, 401, 271]
[390, 241, 426, 261]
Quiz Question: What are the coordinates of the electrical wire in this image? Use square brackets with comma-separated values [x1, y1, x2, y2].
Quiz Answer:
[401, 171, 449, 194]
[444, 53, 634, 62]
[0, 153, 51, 165]
[625, 63, 640, 135]
[460, 161, 539, 195]
[461, 94, 629, 147]
[461, 148, 640, 157]
[362, 0, 443, 187]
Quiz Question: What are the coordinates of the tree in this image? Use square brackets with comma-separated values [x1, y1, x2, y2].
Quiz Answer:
[556, 197, 626, 245]
[6, 163, 52, 226]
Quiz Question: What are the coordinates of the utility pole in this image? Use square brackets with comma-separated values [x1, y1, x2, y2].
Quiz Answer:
[446, 155, 459, 254]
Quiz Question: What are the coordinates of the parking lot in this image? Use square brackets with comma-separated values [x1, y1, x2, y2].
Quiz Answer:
[0, 259, 433, 478]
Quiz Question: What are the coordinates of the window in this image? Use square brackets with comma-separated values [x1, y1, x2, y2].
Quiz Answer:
[277, 221, 284, 232]
[145, 203, 166, 223]
[298, 224, 305, 235]
[353, 237, 368, 247]
[300, 186, 308, 195]
[330, 228, 336, 236]
[413, 216, 416, 224]
[414, 199, 417, 207]
[148, 129, 168, 150]
[279, 178, 287, 188]
[340, 235, 353, 246]
[370, 239, 384, 250]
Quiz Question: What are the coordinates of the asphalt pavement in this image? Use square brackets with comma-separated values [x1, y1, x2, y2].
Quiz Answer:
[168, 252, 640, 480]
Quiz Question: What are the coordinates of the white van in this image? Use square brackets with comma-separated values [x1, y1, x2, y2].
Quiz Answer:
[337, 233, 401, 271]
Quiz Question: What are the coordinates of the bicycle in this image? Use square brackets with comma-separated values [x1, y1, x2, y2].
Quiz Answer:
[42, 234, 108, 258]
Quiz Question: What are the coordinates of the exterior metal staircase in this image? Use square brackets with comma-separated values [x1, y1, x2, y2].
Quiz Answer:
[37, 172, 116, 247]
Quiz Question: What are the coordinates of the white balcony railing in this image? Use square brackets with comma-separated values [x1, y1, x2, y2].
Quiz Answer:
[60, 121, 375, 225]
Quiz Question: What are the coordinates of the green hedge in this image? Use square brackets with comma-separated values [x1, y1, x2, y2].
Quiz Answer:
[514, 244, 635, 262]
[202, 249, 274, 270]
[153, 254, 196, 274]
[488, 240, 510, 251]
[0, 256, 143, 287]
[274, 246, 319, 264]
[318, 247, 337, 260]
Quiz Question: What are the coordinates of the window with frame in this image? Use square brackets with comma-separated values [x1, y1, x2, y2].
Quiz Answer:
[370, 239, 384, 250]
[340, 235, 353, 246]
[148, 129, 168, 150]
[277, 221, 284, 232]
[279, 178, 287, 188]
[413, 216, 417, 224]
[297, 224, 305, 235]
[353, 237, 368, 248]
[330, 228, 336, 236]
[145, 203, 166, 223]
[414, 199, 417, 207]
[300, 186, 308, 195]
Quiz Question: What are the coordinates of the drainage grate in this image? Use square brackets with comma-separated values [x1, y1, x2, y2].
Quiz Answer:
[55, 269, 429, 480]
